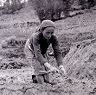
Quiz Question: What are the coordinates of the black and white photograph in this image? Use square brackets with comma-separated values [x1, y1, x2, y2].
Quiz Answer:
[0, 0, 96, 95]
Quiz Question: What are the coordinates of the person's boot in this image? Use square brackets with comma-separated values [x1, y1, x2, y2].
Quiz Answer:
[32, 75, 38, 83]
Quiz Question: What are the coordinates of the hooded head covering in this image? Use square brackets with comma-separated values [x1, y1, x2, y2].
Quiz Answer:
[39, 20, 55, 30]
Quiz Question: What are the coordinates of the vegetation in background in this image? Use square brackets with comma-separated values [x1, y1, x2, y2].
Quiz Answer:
[2, 0, 24, 14]
[0, 0, 96, 21]
[31, 0, 70, 22]
[0, 0, 27, 14]
[31, 0, 96, 22]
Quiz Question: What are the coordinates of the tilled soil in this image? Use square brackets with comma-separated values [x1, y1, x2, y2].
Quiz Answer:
[0, 68, 96, 95]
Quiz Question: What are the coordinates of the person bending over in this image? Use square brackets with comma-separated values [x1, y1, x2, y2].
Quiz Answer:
[24, 20, 66, 84]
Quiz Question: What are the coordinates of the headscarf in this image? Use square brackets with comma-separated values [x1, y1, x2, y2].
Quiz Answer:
[39, 20, 56, 31]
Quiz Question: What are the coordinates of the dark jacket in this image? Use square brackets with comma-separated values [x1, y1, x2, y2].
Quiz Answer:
[27, 31, 63, 66]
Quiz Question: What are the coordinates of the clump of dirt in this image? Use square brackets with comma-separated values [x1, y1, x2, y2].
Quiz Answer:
[1, 36, 26, 49]
[0, 36, 28, 69]
[59, 32, 96, 57]
[63, 38, 96, 81]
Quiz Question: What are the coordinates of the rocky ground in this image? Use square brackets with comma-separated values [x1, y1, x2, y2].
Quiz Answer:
[0, 5, 96, 95]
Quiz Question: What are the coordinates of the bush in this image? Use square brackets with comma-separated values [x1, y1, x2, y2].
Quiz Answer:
[2, 0, 24, 14]
[31, 0, 65, 22]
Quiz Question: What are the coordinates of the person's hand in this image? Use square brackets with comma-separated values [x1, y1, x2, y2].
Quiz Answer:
[44, 62, 59, 73]
[49, 66, 59, 73]
[59, 65, 66, 76]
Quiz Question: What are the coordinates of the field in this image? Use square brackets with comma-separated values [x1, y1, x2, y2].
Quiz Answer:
[0, 5, 96, 95]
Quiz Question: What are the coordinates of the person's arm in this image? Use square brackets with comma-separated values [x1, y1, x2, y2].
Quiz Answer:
[26, 39, 33, 51]
[52, 36, 63, 66]
[52, 36, 66, 75]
